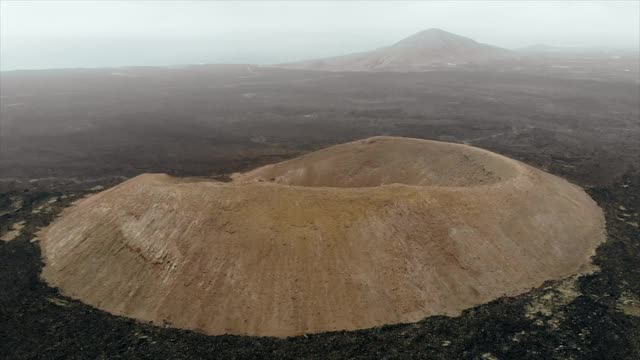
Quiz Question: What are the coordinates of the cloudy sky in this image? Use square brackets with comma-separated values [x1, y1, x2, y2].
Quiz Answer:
[1, 1, 638, 70]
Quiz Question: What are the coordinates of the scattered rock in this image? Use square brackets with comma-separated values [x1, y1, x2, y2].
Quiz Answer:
[525, 276, 582, 329]
[47, 297, 70, 307]
[481, 353, 499, 360]
[1, 221, 26, 241]
[617, 293, 640, 317]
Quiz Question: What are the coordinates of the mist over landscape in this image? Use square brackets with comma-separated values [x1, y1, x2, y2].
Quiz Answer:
[1, 1, 639, 70]
[1, 2, 639, 360]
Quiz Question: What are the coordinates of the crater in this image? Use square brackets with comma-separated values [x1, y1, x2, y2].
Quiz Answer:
[39, 137, 605, 337]
[234, 137, 520, 187]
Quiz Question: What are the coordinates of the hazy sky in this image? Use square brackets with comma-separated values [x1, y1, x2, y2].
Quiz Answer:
[1, 1, 639, 70]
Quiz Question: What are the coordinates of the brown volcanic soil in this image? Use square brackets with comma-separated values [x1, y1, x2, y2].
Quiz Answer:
[39, 136, 604, 337]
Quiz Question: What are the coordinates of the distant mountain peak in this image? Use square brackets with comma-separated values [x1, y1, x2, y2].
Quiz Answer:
[392, 28, 478, 49]
[279, 28, 512, 72]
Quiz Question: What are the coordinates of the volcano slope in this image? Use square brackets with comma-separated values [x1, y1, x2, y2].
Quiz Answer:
[39, 136, 605, 337]
[279, 28, 513, 72]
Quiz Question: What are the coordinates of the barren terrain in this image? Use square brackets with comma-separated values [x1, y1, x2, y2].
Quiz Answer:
[0, 62, 638, 358]
[1, 62, 637, 189]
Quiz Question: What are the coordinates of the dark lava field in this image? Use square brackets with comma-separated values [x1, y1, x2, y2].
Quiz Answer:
[1, 64, 639, 359]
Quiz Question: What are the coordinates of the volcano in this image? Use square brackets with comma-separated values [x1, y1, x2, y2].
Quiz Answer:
[280, 28, 514, 71]
[40, 137, 604, 337]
